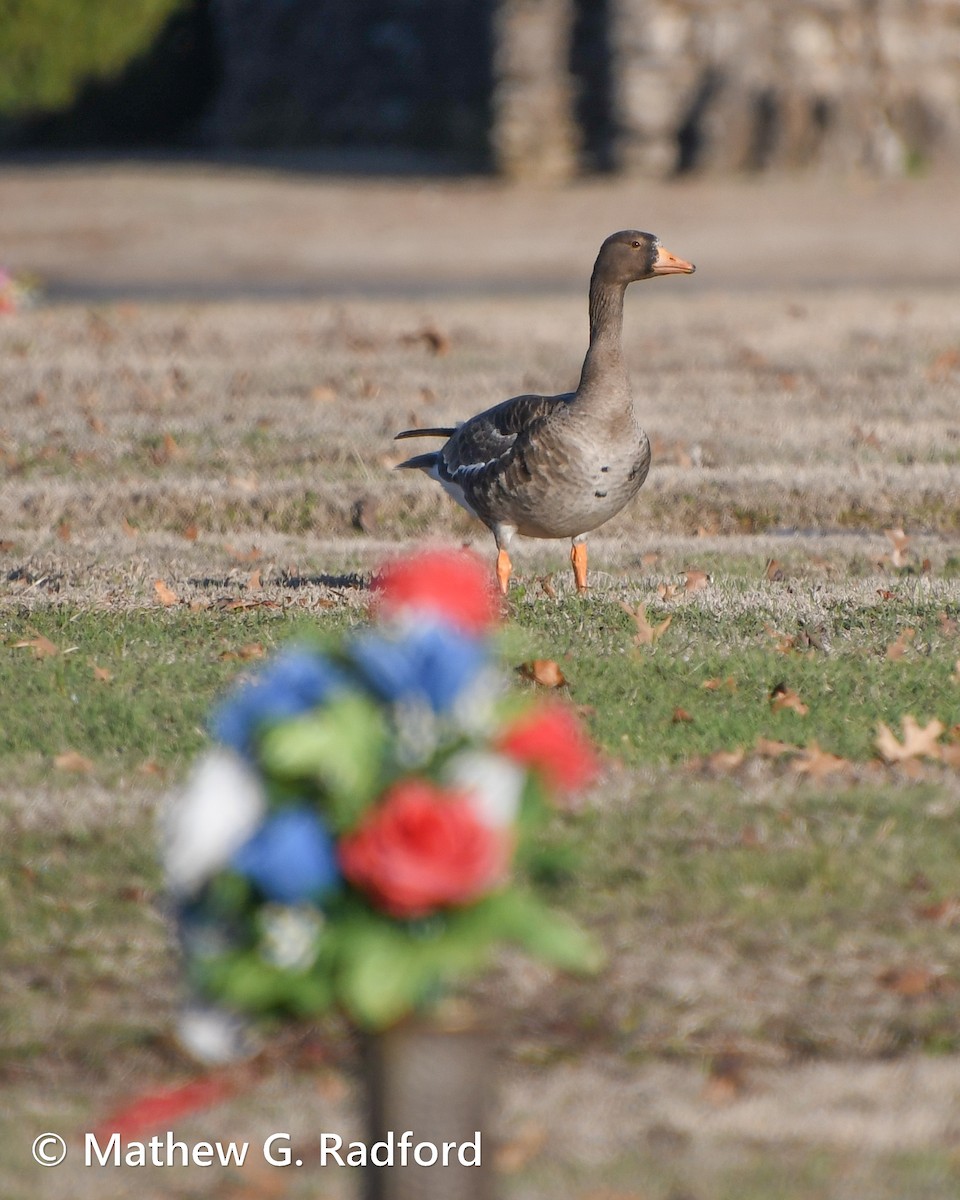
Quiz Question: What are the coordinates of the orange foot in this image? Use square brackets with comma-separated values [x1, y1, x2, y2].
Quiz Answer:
[571, 543, 588, 593]
[496, 548, 512, 596]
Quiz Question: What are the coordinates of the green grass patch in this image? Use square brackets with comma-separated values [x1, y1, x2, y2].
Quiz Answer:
[505, 587, 960, 765]
[0, 607, 361, 774]
[1, 585, 958, 776]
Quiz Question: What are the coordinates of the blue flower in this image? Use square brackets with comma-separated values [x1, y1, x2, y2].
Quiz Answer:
[212, 648, 346, 758]
[349, 623, 485, 713]
[232, 808, 340, 904]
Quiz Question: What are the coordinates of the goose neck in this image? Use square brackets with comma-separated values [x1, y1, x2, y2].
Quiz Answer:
[578, 275, 628, 396]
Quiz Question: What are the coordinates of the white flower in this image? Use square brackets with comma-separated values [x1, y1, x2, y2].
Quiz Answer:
[392, 698, 440, 767]
[444, 750, 525, 828]
[450, 666, 504, 735]
[176, 1003, 257, 1064]
[162, 748, 265, 896]
[258, 904, 324, 971]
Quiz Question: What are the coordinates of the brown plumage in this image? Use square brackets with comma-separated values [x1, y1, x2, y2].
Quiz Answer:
[395, 230, 695, 594]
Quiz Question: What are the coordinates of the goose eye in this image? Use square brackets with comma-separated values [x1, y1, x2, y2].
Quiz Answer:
[631, 240, 641, 248]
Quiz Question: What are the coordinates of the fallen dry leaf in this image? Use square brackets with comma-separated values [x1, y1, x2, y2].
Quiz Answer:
[876, 966, 945, 997]
[938, 612, 958, 637]
[154, 579, 179, 606]
[884, 527, 911, 568]
[770, 683, 809, 716]
[640, 551, 660, 567]
[310, 384, 338, 403]
[150, 432, 181, 465]
[518, 659, 567, 688]
[351, 496, 379, 534]
[702, 676, 738, 692]
[916, 899, 960, 926]
[246, 568, 262, 592]
[54, 750, 94, 773]
[91, 665, 113, 683]
[536, 575, 557, 599]
[765, 623, 796, 654]
[927, 348, 960, 381]
[401, 325, 451, 356]
[656, 581, 681, 601]
[494, 1123, 547, 1173]
[182, 523, 199, 542]
[708, 748, 746, 772]
[885, 628, 916, 661]
[223, 597, 280, 612]
[12, 634, 59, 659]
[792, 741, 850, 780]
[620, 602, 671, 646]
[56, 520, 71, 543]
[754, 737, 799, 758]
[683, 569, 710, 593]
[875, 715, 945, 763]
[703, 1050, 750, 1104]
[672, 707, 694, 724]
[226, 544, 263, 563]
[219, 643, 266, 662]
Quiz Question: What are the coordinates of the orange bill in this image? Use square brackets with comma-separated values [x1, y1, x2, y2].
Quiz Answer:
[652, 244, 696, 275]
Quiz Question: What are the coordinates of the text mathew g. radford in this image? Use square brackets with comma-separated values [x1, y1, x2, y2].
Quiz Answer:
[84, 1130, 482, 1168]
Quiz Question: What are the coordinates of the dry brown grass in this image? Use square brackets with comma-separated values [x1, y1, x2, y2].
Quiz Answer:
[2, 287, 959, 615]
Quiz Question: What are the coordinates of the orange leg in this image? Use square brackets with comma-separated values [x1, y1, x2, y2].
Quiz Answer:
[571, 542, 588, 593]
[496, 548, 512, 596]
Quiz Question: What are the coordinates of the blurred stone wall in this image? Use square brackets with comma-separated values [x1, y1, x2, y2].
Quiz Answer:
[205, 0, 960, 177]
[611, 0, 960, 177]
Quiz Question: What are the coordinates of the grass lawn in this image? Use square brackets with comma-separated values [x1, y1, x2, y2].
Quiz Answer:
[1, 245, 959, 1196]
[2, 570, 960, 1199]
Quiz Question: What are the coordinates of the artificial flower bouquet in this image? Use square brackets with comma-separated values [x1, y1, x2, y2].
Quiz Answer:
[164, 549, 602, 1037]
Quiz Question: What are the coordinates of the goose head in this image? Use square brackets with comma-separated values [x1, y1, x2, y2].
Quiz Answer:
[595, 230, 695, 285]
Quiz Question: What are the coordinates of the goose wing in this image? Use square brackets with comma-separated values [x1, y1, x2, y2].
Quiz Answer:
[437, 391, 572, 481]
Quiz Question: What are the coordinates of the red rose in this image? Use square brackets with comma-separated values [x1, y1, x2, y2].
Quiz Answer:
[372, 549, 498, 634]
[339, 780, 509, 918]
[498, 703, 600, 795]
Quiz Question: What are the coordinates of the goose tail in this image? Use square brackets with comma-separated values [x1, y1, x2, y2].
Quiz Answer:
[394, 427, 456, 441]
[395, 450, 441, 472]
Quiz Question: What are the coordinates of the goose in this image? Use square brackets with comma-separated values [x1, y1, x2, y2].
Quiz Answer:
[394, 230, 695, 595]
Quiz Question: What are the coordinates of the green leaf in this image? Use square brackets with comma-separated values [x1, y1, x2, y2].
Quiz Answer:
[204, 950, 336, 1016]
[336, 922, 437, 1028]
[259, 693, 388, 828]
[490, 890, 605, 974]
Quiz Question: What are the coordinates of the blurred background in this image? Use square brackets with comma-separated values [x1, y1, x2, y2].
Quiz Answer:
[3, 0, 960, 178]
[2, 0, 959, 302]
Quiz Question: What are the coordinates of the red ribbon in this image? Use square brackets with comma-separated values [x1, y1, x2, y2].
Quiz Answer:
[92, 1075, 235, 1142]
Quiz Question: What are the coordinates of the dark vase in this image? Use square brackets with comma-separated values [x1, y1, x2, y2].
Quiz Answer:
[363, 1010, 495, 1200]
